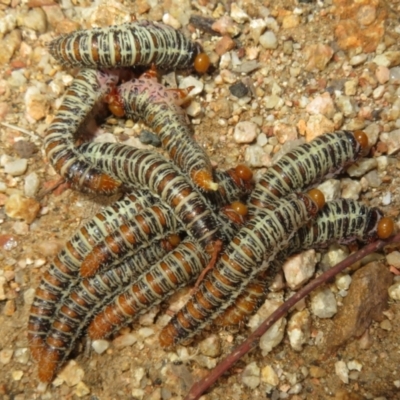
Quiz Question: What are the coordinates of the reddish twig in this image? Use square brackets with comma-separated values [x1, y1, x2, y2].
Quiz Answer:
[185, 232, 400, 400]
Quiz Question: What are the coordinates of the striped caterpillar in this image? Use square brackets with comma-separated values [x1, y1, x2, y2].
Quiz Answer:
[31, 166, 252, 382]
[45, 22, 215, 194]
[110, 74, 217, 191]
[218, 199, 394, 326]
[158, 190, 325, 346]
[48, 21, 202, 70]
[28, 192, 156, 361]
[248, 130, 369, 216]
[44, 69, 123, 194]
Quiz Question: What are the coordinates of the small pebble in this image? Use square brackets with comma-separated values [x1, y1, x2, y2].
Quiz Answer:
[249, 18, 267, 42]
[11, 370, 23, 381]
[230, 3, 249, 24]
[74, 381, 91, 397]
[233, 121, 258, 144]
[4, 194, 41, 224]
[310, 288, 337, 318]
[186, 101, 201, 117]
[4, 158, 28, 176]
[0, 349, 13, 364]
[380, 319, 392, 331]
[283, 250, 317, 290]
[14, 348, 29, 364]
[336, 274, 352, 291]
[139, 130, 161, 147]
[113, 333, 137, 349]
[388, 281, 400, 300]
[306, 93, 335, 117]
[347, 360, 362, 371]
[23, 288, 35, 305]
[241, 362, 260, 389]
[244, 144, 272, 168]
[341, 178, 362, 200]
[363, 170, 382, 188]
[162, 13, 181, 29]
[198, 334, 221, 358]
[349, 53, 367, 66]
[91, 340, 110, 354]
[317, 179, 340, 201]
[179, 76, 203, 96]
[381, 192, 391, 206]
[347, 158, 377, 177]
[261, 365, 279, 386]
[335, 360, 349, 384]
[287, 309, 311, 351]
[13, 141, 38, 158]
[249, 300, 286, 355]
[57, 360, 85, 386]
[259, 31, 278, 50]
[0, 30, 21, 65]
[373, 51, 400, 68]
[376, 65, 390, 84]
[24, 172, 40, 197]
[304, 43, 333, 71]
[386, 251, 400, 268]
[229, 81, 249, 98]
[380, 130, 400, 154]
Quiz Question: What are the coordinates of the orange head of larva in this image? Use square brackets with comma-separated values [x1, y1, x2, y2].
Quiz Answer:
[354, 130, 369, 156]
[194, 52, 210, 74]
[230, 201, 248, 217]
[307, 188, 325, 210]
[235, 164, 253, 182]
[104, 89, 125, 118]
[377, 217, 395, 239]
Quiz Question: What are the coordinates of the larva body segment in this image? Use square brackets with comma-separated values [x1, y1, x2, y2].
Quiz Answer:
[117, 78, 217, 191]
[159, 192, 321, 346]
[219, 199, 386, 326]
[28, 193, 153, 361]
[87, 238, 208, 340]
[38, 240, 174, 383]
[48, 21, 202, 70]
[44, 69, 122, 194]
[249, 131, 367, 215]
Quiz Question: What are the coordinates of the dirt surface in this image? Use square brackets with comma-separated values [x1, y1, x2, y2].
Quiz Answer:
[1, 0, 400, 399]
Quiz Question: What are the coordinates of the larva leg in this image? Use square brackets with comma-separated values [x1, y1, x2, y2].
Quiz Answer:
[159, 191, 324, 347]
[249, 130, 369, 215]
[44, 69, 122, 194]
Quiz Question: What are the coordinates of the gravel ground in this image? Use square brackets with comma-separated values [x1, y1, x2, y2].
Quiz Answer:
[1, 0, 400, 399]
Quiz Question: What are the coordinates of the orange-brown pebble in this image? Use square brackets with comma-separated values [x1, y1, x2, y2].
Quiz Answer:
[354, 130, 369, 155]
[307, 188, 325, 210]
[108, 102, 125, 118]
[235, 164, 253, 181]
[194, 53, 210, 74]
[377, 217, 395, 239]
[230, 201, 248, 216]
